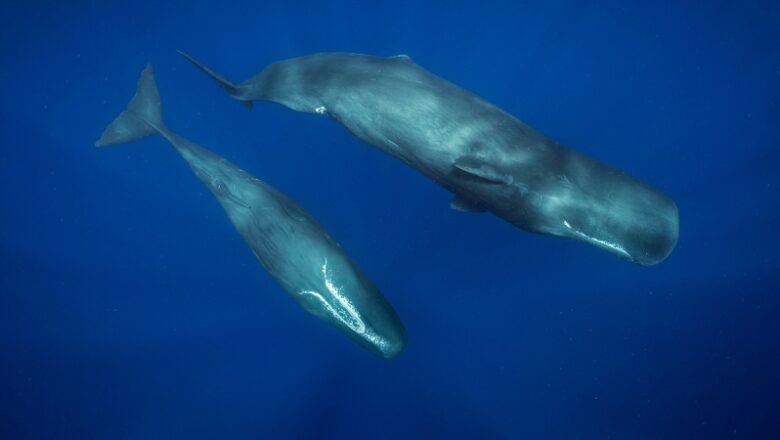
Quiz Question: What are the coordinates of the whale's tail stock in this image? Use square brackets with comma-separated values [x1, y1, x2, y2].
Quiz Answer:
[96, 65, 165, 147]
[176, 50, 253, 111]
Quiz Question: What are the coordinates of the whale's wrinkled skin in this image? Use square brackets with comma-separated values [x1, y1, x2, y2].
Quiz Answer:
[180, 51, 679, 265]
[96, 65, 406, 358]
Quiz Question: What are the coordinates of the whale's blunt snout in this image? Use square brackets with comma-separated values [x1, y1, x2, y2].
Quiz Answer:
[359, 310, 406, 359]
[605, 195, 679, 266]
[375, 326, 406, 359]
[632, 198, 679, 266]
[558, 187, 679, 266]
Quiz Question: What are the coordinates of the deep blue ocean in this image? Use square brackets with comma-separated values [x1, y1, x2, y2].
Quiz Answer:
[1, 1, 778, 438]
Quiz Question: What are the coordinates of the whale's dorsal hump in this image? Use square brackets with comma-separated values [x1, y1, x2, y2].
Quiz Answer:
[389, 54, 412, 61]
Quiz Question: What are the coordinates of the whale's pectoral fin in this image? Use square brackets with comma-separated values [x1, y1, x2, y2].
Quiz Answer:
[453, 156, 514, 185]
[449, 196, 486, 213]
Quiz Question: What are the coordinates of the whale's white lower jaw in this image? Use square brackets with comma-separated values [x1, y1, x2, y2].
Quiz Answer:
[575, 223, 679, 266]
[563, 227, 677, 266]
[563, 220, 634, 261]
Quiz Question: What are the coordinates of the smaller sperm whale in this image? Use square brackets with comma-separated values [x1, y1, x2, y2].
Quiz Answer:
[96, 65, 405, 358]
[179, 51, 679, 265]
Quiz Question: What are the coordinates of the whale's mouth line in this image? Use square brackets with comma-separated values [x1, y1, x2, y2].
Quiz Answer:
[300, 259, 366, 334]
[298, 259, 392, 354]
[562, 219, 633, 261]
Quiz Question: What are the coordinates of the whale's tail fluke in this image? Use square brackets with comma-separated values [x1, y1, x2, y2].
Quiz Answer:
[176, 49, 253, 111]
[96, 65, 165, 147]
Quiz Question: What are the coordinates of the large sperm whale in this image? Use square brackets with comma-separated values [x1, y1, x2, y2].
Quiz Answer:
[96, 65, 405, 358]
[179, 51, 679, 265]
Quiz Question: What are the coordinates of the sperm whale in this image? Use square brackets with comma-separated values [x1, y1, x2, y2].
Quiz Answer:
[96, 65, 405, 358]
[180, 50, 679, 265]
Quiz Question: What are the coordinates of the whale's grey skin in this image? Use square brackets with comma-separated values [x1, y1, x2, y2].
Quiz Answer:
[96, 65, 405, 358]
[180, 51, 679, 265]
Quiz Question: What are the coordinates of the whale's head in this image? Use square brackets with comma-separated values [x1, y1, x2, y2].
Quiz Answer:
[296, 257, 406, 359]
[556, 198, 679, 266]
[534, 163, 679, 266]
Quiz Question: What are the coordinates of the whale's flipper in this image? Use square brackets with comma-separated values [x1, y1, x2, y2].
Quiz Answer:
[96, 65, 164, 147]
[449, 196, 486, 213]
[453, 156, 514, 185]
[177, 50, 253, 111]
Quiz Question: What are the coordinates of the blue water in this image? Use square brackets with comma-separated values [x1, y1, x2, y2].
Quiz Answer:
[1, 1, 778, 438]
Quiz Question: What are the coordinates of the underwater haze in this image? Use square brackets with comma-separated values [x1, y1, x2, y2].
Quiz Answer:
[1, 0, 778, 438]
